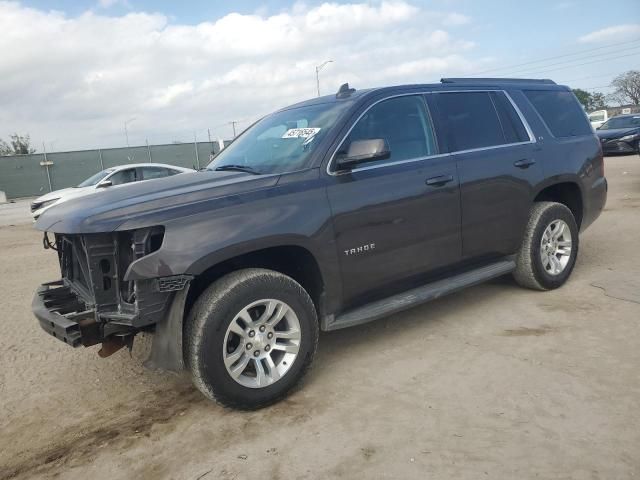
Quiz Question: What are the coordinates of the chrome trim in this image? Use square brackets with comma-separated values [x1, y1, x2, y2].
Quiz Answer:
[335, 152, 454, 175]
[503, 90, 536, 143]
[326, 89, 537, 176]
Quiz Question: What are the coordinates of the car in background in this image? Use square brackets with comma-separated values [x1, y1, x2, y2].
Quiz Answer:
[595, 114, 640, 155]
[588, 109, 608, 129]
[30, 163, 194, 219]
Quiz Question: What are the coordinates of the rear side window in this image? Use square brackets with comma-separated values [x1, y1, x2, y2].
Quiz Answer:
[141, 167, 170, 180]
[524, 90, 592, 137]
[436, 92, 505, 151]
[490, 92, 530, 143]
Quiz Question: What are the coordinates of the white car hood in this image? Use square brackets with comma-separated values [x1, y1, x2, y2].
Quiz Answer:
[36, 186, 93, 203]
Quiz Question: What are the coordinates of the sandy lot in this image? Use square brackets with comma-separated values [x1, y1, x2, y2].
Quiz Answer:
[1, 156, 639, 480]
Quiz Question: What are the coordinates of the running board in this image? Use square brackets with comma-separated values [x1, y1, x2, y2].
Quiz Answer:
[325, 259, 516, 331]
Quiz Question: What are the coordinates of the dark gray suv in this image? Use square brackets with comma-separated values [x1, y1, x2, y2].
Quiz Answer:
[32, 78, 607, 409]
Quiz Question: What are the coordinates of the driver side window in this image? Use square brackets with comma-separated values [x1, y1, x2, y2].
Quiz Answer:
[109, 168, 137, 185]
[341, 95, 437, 167]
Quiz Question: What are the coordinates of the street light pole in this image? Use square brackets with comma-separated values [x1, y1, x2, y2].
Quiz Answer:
[124, 117, 136, 147]
[315, 60, 333, 97]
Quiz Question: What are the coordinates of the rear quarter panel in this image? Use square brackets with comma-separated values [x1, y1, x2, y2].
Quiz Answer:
[509, 89, 606, 231]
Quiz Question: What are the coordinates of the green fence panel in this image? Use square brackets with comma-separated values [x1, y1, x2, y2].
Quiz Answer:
[100, 146, 149, 168]
[0, 141, 229, 199]
[0, 154, 50, 199]
[148, 143, 197, 169]
[48, 150, 103, 191]
[197, 142, 218, 168]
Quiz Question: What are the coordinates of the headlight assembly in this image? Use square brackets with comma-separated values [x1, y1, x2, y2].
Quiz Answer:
[38, 198, 60, 209]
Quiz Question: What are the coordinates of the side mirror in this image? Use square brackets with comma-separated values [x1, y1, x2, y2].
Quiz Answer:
[97, 180, 112, 188]
[335, 139, 390, 170]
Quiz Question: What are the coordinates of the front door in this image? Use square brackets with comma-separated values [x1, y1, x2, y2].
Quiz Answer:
[325, 94, 462, 307]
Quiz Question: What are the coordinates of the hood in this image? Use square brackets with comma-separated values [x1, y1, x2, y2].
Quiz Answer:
[35, 187, 87, 202]
[35, 170, 279, 234]
[595, 127, 639, 140]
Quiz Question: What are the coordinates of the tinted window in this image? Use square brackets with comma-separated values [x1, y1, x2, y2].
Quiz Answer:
[109, 168, 137, 185]
[437, 92, 505, 151]
[141, 167, 170, 180]
[599, 115, 640, 130]
[524, 90, 592, 137]
[490, 92, 529, 143]
[340, 95, 437, 166]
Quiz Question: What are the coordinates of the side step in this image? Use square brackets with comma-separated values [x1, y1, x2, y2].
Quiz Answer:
[325, 259, 516, 331]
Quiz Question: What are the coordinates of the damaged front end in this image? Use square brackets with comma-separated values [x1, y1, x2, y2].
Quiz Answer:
[32, 227, 191, 367]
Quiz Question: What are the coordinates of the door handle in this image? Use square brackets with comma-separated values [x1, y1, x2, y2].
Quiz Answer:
[513, 159, 536, 169]
[425, 175, 454, 186]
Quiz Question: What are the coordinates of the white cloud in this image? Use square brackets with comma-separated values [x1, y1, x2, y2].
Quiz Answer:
[579, 24, 640, 43]
[441, 12, 471, 26]
[97, 0, 130, 9]
[0, 1, 481, 149]
[552, 2, 575, 10]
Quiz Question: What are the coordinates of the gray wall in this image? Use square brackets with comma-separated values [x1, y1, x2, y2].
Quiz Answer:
[0, 141, 226, 199]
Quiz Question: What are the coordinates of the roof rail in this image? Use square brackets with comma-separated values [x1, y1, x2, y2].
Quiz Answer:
[441, 77, 556, 85]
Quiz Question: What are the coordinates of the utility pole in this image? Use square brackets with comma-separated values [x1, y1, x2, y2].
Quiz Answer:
[315, 60, 333, 97]
[41, 141, 52, 192]
[193, 131, 200, 169]
[124, 117, 136, 147]
[229, 121, 238, 138]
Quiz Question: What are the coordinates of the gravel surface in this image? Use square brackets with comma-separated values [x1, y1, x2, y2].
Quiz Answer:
[0, 156, 639, 480]
[0, 199, 33, 227]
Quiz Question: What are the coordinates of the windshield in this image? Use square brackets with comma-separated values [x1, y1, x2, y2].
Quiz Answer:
[77, 169, 113, 187]
[599, 115, 640, 130]
[207, 101, 352, 174]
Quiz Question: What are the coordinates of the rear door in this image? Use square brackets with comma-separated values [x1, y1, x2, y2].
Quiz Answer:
[434, 90, 542, 258]
[326, 94, 462, 305]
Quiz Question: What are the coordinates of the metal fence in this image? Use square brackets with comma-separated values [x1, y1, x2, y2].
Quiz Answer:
[0, 140, 227, 199]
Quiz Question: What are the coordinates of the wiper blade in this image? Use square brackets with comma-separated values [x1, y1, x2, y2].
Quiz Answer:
[214, 164, 261, 175]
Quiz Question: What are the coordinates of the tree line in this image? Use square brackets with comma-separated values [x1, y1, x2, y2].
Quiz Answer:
[573, 70, 640, 112]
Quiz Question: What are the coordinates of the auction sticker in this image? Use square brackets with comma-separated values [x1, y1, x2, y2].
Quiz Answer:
[282, 128, 321, 139]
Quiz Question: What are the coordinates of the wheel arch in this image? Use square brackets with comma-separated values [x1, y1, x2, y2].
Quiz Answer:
[533, 179, 584, 228]
[184, 242, 328, 321]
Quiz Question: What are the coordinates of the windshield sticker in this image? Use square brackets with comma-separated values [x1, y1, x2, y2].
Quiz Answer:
[282, 127, 321, 139]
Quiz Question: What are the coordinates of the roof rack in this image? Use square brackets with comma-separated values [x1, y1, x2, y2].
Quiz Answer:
[441, 78, 556, 85]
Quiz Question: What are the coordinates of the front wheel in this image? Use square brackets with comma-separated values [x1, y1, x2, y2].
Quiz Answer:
[185, 268, 319, 409]
[513, 201, 579, 291]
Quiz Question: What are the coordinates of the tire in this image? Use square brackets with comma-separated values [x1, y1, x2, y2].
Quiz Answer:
[513, 201, 579, 291]
[185, 268, 318, 409]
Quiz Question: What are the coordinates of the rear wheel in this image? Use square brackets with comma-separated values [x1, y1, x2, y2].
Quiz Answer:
[513, 201, 579, 291]
[185, 268, 318, 409]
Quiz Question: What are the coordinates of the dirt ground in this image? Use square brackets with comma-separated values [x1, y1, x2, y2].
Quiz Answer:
[1, 156, 639, 480]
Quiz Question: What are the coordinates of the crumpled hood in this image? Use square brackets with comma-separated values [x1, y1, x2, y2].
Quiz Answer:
[596, 127, 639, 140]
[35, 170, 279, 233]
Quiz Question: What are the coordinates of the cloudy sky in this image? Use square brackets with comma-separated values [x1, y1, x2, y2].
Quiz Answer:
[1, 0, 639, 151]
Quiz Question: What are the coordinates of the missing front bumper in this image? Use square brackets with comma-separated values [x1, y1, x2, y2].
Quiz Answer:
[32, 280, 98, 347]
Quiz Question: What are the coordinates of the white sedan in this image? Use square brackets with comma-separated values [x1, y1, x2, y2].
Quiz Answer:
[30, 163, 194, 219]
